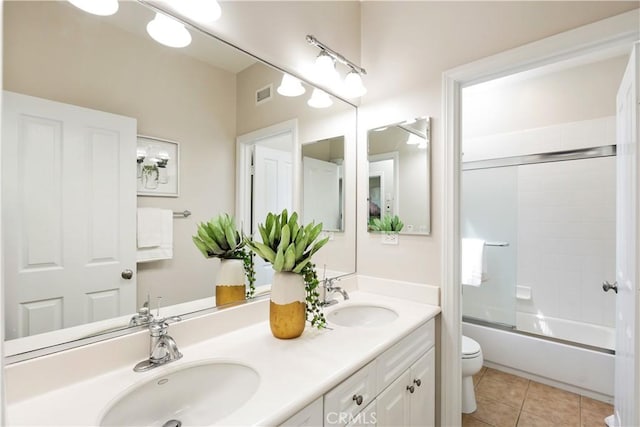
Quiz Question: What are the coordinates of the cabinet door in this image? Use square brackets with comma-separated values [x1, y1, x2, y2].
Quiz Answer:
[376, 370, 411, 427]
[346, 400, 377, 427]
[325, 362, 376, 427]
[409, 348, 435, 427]
[280, 397, 323, 427]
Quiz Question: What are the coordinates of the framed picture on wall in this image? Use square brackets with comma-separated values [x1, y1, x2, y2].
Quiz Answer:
[136, 135, 180, 197]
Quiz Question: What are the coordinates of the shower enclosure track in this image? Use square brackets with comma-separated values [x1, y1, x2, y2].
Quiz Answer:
[462, 145, 616, 171]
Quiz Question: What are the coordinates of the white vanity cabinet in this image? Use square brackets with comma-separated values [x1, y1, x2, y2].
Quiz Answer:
[324, 361, 376, 427]
[281, 319, 434, 427]
[280, 397, 324, 427]
[376, 349, 435, 426]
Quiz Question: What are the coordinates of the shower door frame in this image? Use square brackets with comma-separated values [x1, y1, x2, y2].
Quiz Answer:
[439, 11, 640, 426]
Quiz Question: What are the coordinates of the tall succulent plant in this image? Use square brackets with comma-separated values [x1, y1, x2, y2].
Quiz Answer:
[246, 209, 329, 328]
[369, 214, 404, 232]
[193, 213, 255, 297]
[193, 213, 245, 259]
[246, 209, 329, 273]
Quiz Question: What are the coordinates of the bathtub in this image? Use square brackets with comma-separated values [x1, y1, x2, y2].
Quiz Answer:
[463, 320, 615, 403]
[516, 311, 615, 351]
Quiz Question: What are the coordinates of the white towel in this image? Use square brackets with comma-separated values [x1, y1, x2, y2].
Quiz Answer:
[461, 238, 485, 286]
[137, 208, 162, 248]
[136, 208, 173, 263]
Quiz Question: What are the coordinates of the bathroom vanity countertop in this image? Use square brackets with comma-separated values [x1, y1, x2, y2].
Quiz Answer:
[6, 290, 440, 426]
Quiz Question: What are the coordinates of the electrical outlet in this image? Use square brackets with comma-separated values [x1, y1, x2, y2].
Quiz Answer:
[381, 233, 399, 245]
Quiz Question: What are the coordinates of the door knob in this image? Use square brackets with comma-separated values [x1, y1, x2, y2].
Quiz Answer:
[602, 281, 617, 294]
[121, 269, 134, 280]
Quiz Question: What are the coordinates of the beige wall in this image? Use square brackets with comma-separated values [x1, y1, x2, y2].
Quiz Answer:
[358, 1, 639, 285]
[3, 1, 237, 306]
[236, 61, 358, 275]
[463, 55, 628, 139]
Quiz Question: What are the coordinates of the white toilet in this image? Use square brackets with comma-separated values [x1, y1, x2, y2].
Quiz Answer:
[461, 335, 483, 414]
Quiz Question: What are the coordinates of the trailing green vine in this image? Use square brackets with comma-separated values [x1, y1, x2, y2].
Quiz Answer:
[243, 249, 256, 298]
[302, 262, 326, 329]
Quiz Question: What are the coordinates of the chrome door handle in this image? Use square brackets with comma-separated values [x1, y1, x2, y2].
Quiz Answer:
[121, 269, 134, 280]
[602, 281, 617, 294]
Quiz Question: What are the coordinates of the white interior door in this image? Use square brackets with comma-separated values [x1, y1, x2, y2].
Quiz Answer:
[614, 43, 639, 427]
[303, 156, 340, 230]
[253, 142, 293, 285]
[2, 91, 137, 339]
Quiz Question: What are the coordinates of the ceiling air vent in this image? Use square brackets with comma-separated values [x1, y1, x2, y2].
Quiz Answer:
[255, 84, 273, 106]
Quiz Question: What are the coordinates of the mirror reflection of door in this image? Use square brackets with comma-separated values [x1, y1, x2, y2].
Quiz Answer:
[2, 91, 137, 339]
[368, 154, 398, 227]
[303, 157, 341, 230]
[251, 134, 293, 287]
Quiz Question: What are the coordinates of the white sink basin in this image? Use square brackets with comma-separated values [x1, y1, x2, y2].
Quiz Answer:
[100, 362, 259, 426]
[328, 304, 398, 327]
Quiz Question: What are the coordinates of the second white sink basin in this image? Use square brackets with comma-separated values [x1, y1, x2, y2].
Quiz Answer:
[328, 304, 398, 327]
[100, 362, 259, 426]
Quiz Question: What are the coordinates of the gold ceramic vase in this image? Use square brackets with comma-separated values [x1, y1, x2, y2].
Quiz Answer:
[270, 271, 306, 339]
[215, 258, 246, 307]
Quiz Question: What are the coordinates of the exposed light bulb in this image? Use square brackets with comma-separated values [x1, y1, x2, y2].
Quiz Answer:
[68, 0, 118, 16]
[343, 70, 367, 98]
[307, 89, 333, 109]
[277, 74, 306, 97]
[169, 0, 221, 24]
[146, 13, 192, 48]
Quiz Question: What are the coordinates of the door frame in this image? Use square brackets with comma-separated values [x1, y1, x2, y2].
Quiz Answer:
[236, 119, 299, 236]
[440, 10, 639, 426]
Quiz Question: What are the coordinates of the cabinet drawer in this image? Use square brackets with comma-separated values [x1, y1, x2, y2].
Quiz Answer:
[376, 320, 434, 392]
[324, 361, 376, 426]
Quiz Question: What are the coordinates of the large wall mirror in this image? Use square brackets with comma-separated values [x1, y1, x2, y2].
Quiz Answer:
[367, 117, 431, 235]
[2, 1, 357, 359]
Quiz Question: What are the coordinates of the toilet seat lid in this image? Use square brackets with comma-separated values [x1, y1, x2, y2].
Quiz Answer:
[462, 336, 481, 357]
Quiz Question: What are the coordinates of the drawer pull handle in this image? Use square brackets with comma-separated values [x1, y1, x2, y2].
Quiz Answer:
[406, 385, 415, 394]
[352, 394, 364, 406]
[414, 378, 422, 387]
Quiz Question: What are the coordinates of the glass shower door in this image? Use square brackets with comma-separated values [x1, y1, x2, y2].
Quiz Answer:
[461, 166, 518, 327]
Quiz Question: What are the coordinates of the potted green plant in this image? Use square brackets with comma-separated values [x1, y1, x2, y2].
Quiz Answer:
[368, 214, 404, 233]
[193, 213, 255, 306]
[246, 209, 328, 339]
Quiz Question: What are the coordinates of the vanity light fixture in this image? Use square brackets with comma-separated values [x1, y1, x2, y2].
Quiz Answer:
[147, 12, 192, 48]
[68, 0, 119, 16]
[313, 51, 341, 87]
[168, 0, 222, 24]
[306, 35, 367, 99]
[343, 69, 367, 98]
[307, 88, 333, 109]
[277, 74, 306, 97]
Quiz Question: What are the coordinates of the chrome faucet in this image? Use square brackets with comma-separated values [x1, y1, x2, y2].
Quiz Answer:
[134, 315, 182, 372]
[322, 277, 349, 307]
[128, 301, 154, 326]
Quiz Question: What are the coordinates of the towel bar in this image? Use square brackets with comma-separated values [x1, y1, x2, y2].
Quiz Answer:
[173, 210, 191, 218]
[485, 241, 509, 247]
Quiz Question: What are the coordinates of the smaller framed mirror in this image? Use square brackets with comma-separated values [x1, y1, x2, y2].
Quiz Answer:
[367, 117, 431, 235]
[302, 136, 345, 232]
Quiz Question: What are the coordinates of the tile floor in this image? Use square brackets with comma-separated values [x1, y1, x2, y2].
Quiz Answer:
[462, 367, 614, 427]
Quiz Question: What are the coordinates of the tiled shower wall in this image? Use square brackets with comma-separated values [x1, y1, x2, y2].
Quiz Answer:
[463, 116, 617, 342]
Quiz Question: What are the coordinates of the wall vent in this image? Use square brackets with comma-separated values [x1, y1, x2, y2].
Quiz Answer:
[255, 84, 273, 106]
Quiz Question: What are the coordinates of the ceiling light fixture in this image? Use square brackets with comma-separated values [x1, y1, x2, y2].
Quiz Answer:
[277, 74, 306, 97]
[306, 35, 367, 99]
[169, 0, 222, 24]
[147, 12, 192, 48]
[307, 89, 333, 109]
[68, 0, 119, 16]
